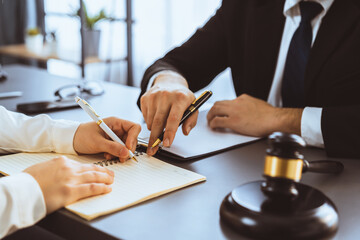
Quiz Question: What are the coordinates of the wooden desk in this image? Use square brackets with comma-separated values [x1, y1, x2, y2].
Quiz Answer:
[1, 65, 359, 240]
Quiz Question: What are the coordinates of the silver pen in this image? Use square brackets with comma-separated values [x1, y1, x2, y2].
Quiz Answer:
[75, 96, 138, 162]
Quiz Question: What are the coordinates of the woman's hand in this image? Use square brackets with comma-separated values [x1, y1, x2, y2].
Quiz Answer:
[73, 117, 141, 162]
[24, 156, 114, 214]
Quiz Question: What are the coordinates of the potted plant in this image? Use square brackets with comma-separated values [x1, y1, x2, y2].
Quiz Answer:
[76, 2, 109, 57]
[25, 27, 43, 54]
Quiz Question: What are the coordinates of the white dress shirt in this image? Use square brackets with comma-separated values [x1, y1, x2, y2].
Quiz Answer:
[268, 0, 334, 147]
[0, 106, 80, 238]
[147, 0, 334, 148]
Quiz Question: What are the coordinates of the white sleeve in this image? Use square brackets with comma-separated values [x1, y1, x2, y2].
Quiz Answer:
[0, 106, 81, 237]
[0, 173, 46, 238]
[146, 70, 186, 91]
[0, 106, 80, 154]
[301, 107, 324, 148]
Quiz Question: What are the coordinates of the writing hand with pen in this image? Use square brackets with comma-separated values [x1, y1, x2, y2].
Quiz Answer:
[140, 73, 211, 155]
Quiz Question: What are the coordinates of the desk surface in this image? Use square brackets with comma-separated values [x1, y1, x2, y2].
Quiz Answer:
[1, 65, 359, 240]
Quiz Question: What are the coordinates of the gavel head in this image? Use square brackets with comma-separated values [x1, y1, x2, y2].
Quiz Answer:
[219, 132, 339, 238]
[261, 132, 306, 199]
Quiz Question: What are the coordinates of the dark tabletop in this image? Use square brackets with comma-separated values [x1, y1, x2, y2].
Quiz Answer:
[1, 65, 359, 240]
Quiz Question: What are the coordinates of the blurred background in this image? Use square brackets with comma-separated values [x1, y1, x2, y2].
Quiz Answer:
[0, 0, 236, 101]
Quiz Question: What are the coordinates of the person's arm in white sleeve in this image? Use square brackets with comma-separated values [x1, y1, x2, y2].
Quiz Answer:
[0, 106, 80, 154]
[0, 106, 140, 238]
[146, 70, 186, 91]
[0, 173, 46, 238]
[301, 107, 324, 148]
[0, 106, 79, 237]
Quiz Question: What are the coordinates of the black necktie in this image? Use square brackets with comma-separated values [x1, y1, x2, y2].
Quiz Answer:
[281, 1, 323, 108]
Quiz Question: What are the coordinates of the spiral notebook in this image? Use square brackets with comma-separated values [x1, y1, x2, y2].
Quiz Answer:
[0, 152, 205, 220]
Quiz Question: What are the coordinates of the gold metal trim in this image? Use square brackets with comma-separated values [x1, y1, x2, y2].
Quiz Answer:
[264, 156, 303, 181]
[191, 90, 210, 104]
[151, 138, 161, 148]
[82, 99, 100, 117]
[97, 120, 103, 126]
[188, 106, 195, 112]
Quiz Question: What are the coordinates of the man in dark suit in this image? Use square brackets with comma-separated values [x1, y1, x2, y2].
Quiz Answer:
[138, 0, 360, 158]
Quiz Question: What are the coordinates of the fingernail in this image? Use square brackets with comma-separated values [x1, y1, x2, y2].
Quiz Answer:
[186, 126, 191, 135]
[164, 138, 170, 147]
[149, 147, 157, 155]
[109, 170, 114, 176]
[109, 176, 114, 183]
[147, 148, 153, 155]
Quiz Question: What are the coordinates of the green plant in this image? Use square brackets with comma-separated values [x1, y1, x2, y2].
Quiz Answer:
[27, 27, 41, 36]
[76, 2, 109, 30]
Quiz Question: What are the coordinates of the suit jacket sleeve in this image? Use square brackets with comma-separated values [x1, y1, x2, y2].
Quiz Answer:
[138, 1, 228, 107]
[322, 106, 360, 158]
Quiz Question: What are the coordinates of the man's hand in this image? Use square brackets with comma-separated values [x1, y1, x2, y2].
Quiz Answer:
[140, 73, 198, 155]
[24, 156, 114, 214]
[207, 94, 303, 137]
[73, 117, 141, 162]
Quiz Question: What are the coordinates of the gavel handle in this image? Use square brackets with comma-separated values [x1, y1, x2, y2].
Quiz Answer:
[303, 160, 344, 174]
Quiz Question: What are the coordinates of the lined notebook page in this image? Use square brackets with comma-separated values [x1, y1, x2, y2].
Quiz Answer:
[0, 153, 206, 220]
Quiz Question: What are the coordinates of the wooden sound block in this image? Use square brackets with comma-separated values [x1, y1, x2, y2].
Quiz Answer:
[220, 181, 339, 239]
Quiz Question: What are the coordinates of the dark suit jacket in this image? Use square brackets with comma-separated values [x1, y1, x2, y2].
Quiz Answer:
[139, 0, 360, 158]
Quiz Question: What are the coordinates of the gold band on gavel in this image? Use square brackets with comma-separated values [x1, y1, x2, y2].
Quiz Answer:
[264, 156, 303, 181]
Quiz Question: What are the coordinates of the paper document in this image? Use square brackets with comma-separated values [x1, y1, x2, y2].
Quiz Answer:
[0, 152, 205, 220]
[139, 110, 259, 160]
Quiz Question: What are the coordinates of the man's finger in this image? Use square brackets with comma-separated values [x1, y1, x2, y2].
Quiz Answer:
[208, 116, 230, 129]
[147, 145, 159, 156]
[182, 110, 198, 136]
[207, 103, 231, 122]
[147, 105, 170, 151]
[163, 105, 185, 147]
[145, 94, 159, 130]
[147, 129, 161, 155]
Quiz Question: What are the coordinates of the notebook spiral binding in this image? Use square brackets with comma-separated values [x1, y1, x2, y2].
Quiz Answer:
[94, 151, 144, 167]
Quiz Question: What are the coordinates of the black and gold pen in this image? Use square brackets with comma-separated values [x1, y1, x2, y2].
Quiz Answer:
[151, 90, 213, 148]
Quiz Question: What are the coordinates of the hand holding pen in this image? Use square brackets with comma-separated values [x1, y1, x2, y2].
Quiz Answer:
[151, 90, 212, 148]
[140, 77, 198, 155]
[147, 90, 212, 154]
[75, 97, 139, 162]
